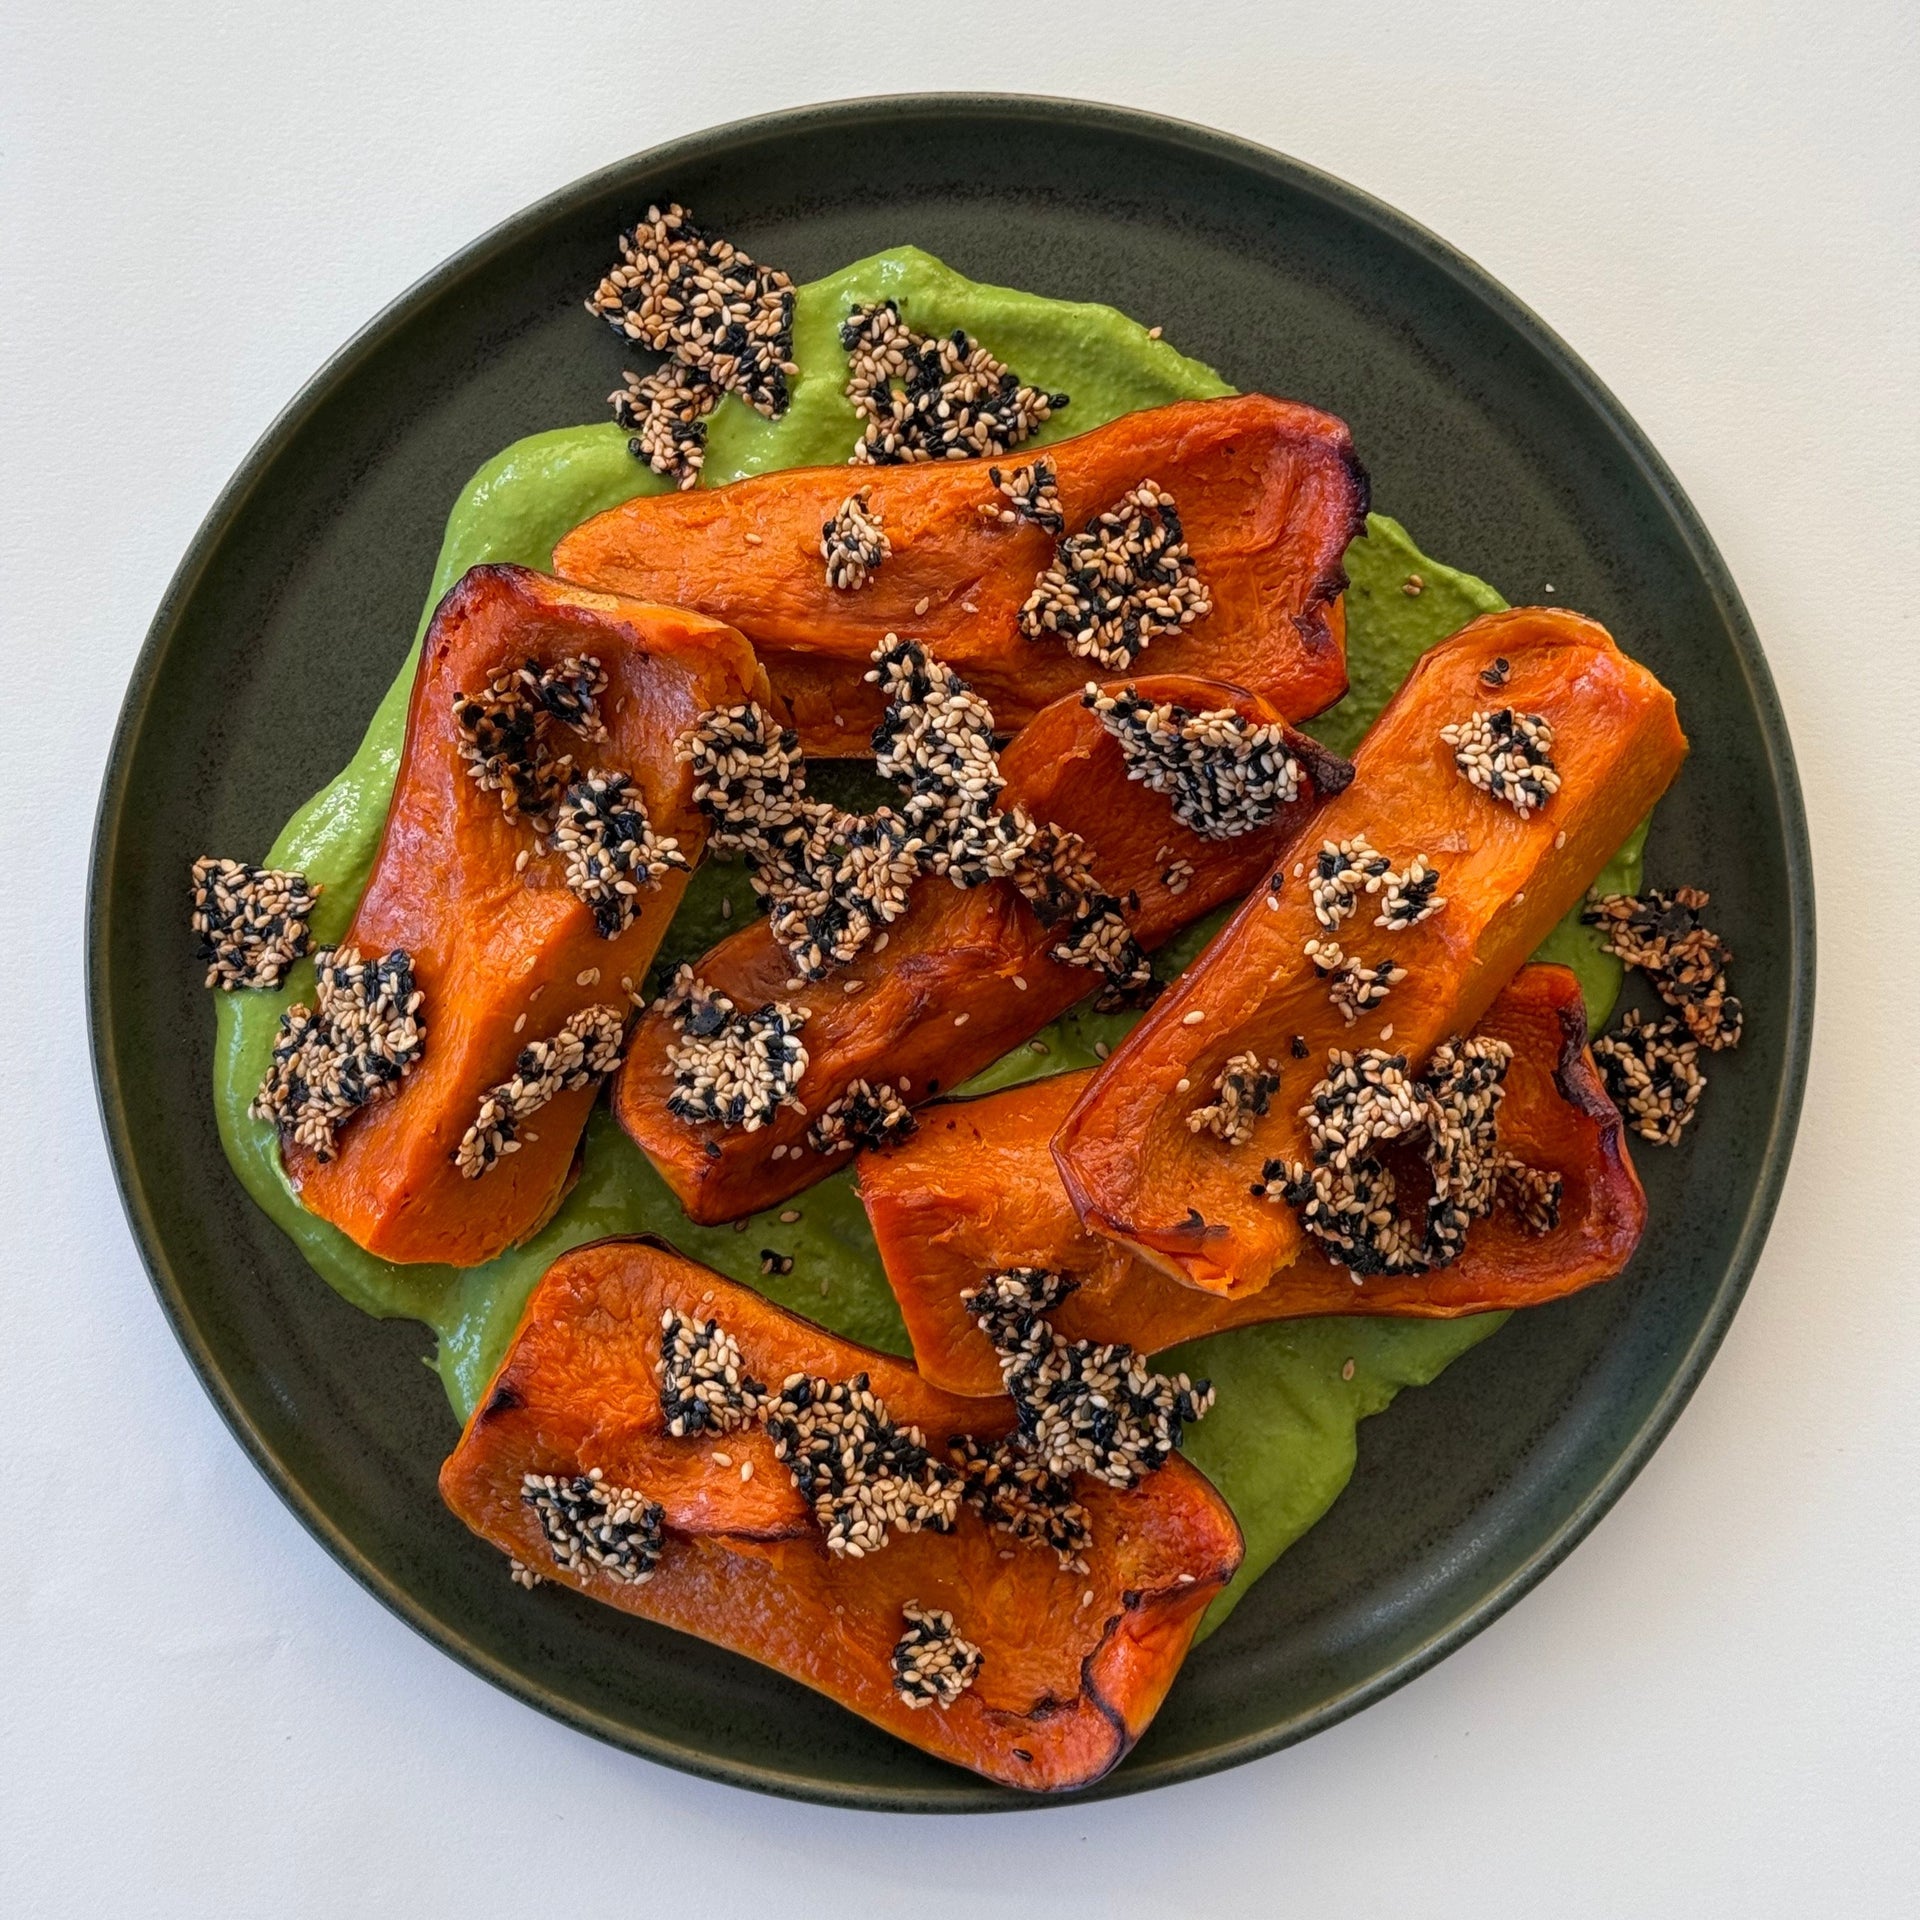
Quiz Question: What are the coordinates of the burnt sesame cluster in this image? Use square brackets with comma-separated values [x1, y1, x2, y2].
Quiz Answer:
[1019, 481, 1212, 670]
[1187, 1050, 1282, 1147]
[821, 490, 890, 591]
[1259, 1035, 1557, 1275]
[964, 1268, 1215, 1488]
[841, 301, 1066, 466]
[588, 203, 797, 487]
[1441, 707, 1562, 817]
[989, 458, 1065, 532]
[807, 1078, 917, 1155]
[893, 1603, 982, 1710]
[656, 1308, 768, 1436]
[452, 1004, 625, 1179]
[765, 1371, 962, 1557]
[1083, 685, 1303, 840]
[191, 856, 321, 991]
[252, 945, 425, 1160]
[1584, 887, 1742, 1052]
[553, 772, 688, 937]
[453, 655, 608, 826]
[656, 964, 811, 1132]
[521, 1469, 664, 1586]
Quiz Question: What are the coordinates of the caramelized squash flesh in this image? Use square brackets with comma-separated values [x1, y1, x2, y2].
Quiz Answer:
[554, 394, 1366, 752]
[860, 965, 1646, 1395]
[613, 675, 1349, 1222]
[438, 1239, 1242, 1792]
[289, 565, 765, 1265]
[1052, 607, 1687, 1297]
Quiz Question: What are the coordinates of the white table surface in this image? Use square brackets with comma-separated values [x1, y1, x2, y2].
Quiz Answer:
[7, 4, 1918, 1913]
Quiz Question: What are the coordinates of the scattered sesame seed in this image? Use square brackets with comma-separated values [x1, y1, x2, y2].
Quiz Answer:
[778, 1208, 801, 1223]
[1402, 573, 1425, 597]
[1181, 1009, 1206, 1026]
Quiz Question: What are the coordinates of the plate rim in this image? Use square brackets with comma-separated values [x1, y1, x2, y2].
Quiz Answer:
[87, 90, 1815, 1811]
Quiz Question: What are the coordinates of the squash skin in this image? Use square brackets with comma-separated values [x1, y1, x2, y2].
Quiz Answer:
[1052, 607, 1687, 1297]
[438, 1239, 1243, 1792]
[613, 674, 1352, 1223]
[552, 394, 1365, 752]
[860, 965, 1646, 1396]
[289, 566, 766, 1266]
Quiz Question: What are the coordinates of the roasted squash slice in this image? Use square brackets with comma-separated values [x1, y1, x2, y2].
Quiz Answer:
[614, 674, 1350, 1223]
[1053, 607, 1686, 1297]
[288, 566, 765, 1265]
[553, 394, 1365, 753]
[438, 1238, 1242, 1792]
[860, 965, 1645, 1396]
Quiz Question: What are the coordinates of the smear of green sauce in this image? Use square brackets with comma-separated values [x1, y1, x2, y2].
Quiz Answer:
[211, 247, 1645, 1637]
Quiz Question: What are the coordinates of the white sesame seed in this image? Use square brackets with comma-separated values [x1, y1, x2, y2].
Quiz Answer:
[1181, 1009, 1206, 1026]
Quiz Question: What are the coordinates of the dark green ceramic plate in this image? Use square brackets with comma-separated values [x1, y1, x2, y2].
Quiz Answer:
[89, 96, 1811, 1809]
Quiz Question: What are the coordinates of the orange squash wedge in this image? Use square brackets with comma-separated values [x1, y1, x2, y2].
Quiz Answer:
[438, 1238, 1243, 1792]
[1052, 607, 1686, 1297]
[613, 674, 1350, 1223]
[859, 964, 1645, 1395]
[287, 565, 765, 1265]
[553, 394, 1365, 752]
